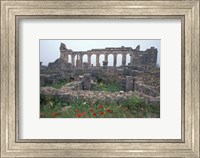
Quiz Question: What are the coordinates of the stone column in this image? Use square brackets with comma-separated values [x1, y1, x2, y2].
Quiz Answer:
[125, 76, 134, 91]
[83, 74, 91, 90]
[130, 52, 134, 65]
[72, 55, 75, 66]
[105, 54, 108, 62]
[114, 54, 117, 67]
[88, 54, 91, 66]
[103, 61, 108, 69]
[96, 54, 100, 67]
[122, 53, 126, 66]
[80, 54, 83, 67]
[64, 53, 68, 63]
[60, 51, 65, 59]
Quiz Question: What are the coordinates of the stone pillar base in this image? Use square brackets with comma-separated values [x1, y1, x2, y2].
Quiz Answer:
[83, 74, 91, 90]
[125, 76, 134, 92]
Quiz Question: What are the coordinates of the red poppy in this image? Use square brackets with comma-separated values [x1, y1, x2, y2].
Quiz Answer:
[52, 112, 60, 117]
[90, 108, 94, 112]
[77, 113, 82, 117]
[100, 112, 104, 115]
[93, 113, 96, 117]
[76, 108, 79, 113]
[82, 112, 87, 116]
[99, 105, 103, 109]
[107, 109, 111, 113]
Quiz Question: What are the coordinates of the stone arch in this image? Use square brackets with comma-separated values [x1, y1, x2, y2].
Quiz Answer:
[117, 54, 122, 67]
[108, 54, 114, 66]
[99, 54, 105, 66]
[82, 54, 88, 63]
[126, 54, 131, 65]
[68, 54, 72, 63]
[91, 54, 96, 66]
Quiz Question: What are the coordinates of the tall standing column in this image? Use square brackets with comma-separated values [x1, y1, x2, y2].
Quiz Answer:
[105, 54, 108, 62]
[64, 53, 68, 63]
[80, 54, 83, 67]
[72, 55, 75, 66]
[114, 54, 117, 67]
[96, 54, 100, 67]
[122, 53, 126, 66]
[88, 54, 91, 67]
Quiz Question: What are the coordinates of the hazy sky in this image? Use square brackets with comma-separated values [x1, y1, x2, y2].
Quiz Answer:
[40, 40, 160, 66]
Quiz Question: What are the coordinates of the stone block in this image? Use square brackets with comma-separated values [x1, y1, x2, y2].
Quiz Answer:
[78, 75, 83, 81]
[103, 61, 108, 69]
[117, 69, 124, 76]
[83, 62, 89, 69]
[66, 63, 72, 69]
[125, 76, 134, 92]
[120, 78, 126, 91]
[131, 70, 140, 77]
[134, 81, 159, 97]
[83, 74, 91, 90]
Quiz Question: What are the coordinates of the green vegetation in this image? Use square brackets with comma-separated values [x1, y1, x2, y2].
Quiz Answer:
[91, 82, 121, 92]
[40, 95, 160, 118]
[43, 80, 68, 89]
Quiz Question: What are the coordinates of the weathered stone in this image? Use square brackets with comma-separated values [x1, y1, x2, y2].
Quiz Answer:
[83, 62, 89, 69]
[119, 91, 124, 94]
[117, 69, 123, 76]
[103, 61, 108, 69]
[66, 63, 72, 69]
[78, 75, 83, 81]
[120, 78, 126, 91]
[83, 74, 91, 90]
[40, 43, 160, 107]
[76, 60, 82, 68]
[131, 70, 140, 76]
[134, 81, 159, 97]
[61, 106, 71, 112]
[57, 42, 158, 67]
[60, 42, 67, 50]
[125, 76, 134, 92]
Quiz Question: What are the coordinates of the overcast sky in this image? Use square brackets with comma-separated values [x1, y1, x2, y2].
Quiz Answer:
[40, 39, 160, 66]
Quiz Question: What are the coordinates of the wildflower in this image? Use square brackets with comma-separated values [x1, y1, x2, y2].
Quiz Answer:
[51, 112, 60, 117]
[76, 108, 79, 113]
[77, 113, 82, 117]
[82, 112, 87, 116]
[93, 113, 96, 117]
[90, 108, 94, 112]
[100, 112, 104, 115]
[99, 105, 103, 109]
[107, 109, 111, 113]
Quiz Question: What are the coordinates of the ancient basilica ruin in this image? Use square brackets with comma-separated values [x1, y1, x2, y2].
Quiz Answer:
[40, 42, 160, 108]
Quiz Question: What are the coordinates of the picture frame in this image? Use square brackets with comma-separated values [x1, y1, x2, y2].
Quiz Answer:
[0, 0, 199, 157]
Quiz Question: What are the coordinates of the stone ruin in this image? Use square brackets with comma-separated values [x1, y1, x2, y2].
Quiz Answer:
[40, 43, 160, 106]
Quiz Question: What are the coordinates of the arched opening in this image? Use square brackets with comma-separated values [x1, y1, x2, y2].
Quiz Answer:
[91, 54, 96, 66]
[117, 54, 122, 67]
[68, 54, 72, 63]
[74, 55, 78, 66]
[126, 54, 131, 65]
[83, 54, 88, 63]
[99, 54, 105, 66]
[108, 54, 114, 66]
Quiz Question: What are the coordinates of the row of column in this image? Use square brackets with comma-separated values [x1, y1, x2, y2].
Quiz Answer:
[64, 53, 128, 67]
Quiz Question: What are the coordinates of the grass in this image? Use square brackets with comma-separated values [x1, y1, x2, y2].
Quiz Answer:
[40, 95, 160, 118]
[91, 82, 121, 92]
[43, 80, 68, 89]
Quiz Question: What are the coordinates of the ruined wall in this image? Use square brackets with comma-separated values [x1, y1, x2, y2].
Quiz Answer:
[59, 43, 158, 68]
